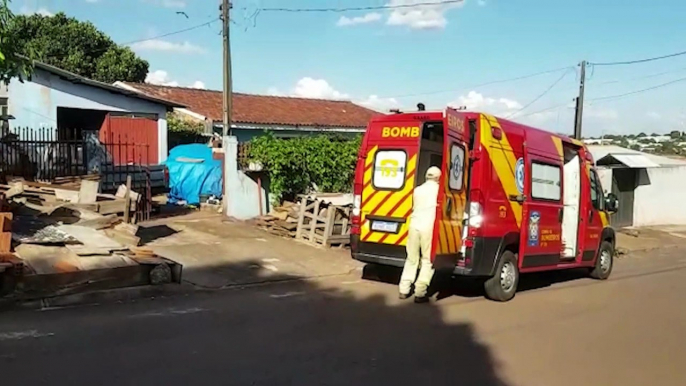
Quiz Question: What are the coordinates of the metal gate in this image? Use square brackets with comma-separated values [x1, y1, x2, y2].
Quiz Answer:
[610, 168, 637, 228]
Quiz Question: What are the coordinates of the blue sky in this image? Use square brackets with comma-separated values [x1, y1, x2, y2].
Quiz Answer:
[12, 0, 686, 137]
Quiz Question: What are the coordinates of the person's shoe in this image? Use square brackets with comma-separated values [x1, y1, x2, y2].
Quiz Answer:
[414, 295, 430, 304]
[399, 293, 411, 300]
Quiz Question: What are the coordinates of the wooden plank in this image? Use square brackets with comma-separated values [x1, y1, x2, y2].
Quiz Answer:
[57, 225, 126, 251]
[124, 175, 132, 224]
[103, 228, 141, 248]
[78, 180, 100, 204]
[66, 245, 113, 256]
[97, 200, 127, 215]
[116, 184, 140, 202]
[54, 188, 80, 203]
[76, 214, 120, 230]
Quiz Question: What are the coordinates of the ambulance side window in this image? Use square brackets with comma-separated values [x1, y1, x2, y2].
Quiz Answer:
[372, 150, 408, 190]
[530, 162, 561, 201]
[448, 143, 465, 191]
[590, 170, 603, 210]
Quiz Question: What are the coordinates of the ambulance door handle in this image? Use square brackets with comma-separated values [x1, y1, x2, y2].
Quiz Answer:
[588, 210, 594, 223]
[445, 197, 452, 215]
[558, 208, 563, 223]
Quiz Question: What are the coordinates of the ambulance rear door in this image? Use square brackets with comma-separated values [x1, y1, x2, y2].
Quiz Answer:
[432, 108, 471, 266]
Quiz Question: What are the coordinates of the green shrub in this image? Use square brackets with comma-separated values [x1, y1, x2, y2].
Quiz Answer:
[248, 132, 361, 202]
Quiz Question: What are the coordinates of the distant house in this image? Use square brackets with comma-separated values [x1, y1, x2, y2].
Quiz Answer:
[113, 82, 380, 142]
[589, 145, 686, 228]
[6, 62, 183, 164]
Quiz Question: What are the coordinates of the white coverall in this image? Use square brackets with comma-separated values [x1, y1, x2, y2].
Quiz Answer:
[399, 178, 439, 297]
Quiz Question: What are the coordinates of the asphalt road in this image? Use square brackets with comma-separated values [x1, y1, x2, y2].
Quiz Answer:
[1, 248, 686, 386]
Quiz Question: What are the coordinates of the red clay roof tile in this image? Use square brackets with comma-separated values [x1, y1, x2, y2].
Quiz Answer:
[121, 83, 381, 128]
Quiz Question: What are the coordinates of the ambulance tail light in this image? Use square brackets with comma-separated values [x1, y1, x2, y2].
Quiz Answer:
[351, 186, 362, 236]
[468, 201, 483, 228]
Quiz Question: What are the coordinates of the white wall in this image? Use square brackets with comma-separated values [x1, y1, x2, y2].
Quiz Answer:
[8, 68, 169, 162]
[634, 166, 686, 226]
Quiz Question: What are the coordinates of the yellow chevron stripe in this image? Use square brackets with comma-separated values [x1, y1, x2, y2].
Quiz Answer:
[365, 145, 378, 168]
[481, 114, 523, 228]
[552, 136, 564, 162]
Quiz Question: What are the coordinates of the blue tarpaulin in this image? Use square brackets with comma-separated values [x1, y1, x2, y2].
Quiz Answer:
[164, 144, 223, 206]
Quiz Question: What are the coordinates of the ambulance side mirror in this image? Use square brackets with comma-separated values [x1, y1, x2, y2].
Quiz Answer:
[605, 193, 619, 213]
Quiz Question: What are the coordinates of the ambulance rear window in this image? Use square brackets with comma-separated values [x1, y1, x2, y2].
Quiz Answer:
[372, 150, 407, 190]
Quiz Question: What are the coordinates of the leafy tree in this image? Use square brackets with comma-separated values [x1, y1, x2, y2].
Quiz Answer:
[7, 12, 148, 83]
[670, 130, 681, 140]
[637, 132, 647, 138]
[0, 0, 32, 84]
[167, 113, 207, 151]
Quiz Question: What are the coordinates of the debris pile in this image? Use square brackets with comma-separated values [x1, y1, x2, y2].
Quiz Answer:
[0, 179, 175, 279]
[253, 194, 353, 248]
[254, 201, 300, 237]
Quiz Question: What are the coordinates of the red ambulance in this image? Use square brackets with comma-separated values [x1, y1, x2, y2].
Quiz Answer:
[350, 106, 619, 301]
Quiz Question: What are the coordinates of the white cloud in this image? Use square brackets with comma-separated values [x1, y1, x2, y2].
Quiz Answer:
[337, 13, 383, 27]
[478, 0, 487, 6]
[646, 111, 662, 120]
[145, 70, 179, 87]
[386, 0, 464, 30]
[143, 0, 186, 8]
[584, 104, 619, 120]
[145, 70, 206, 89]
[449, 91, 523, 116]
[292, 78, 349, 100]
[358, 95, 400, 111]
[20, 6, 53, 16]
[130, 39, 205, 54]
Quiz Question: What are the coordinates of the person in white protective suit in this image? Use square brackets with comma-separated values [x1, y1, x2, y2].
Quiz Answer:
[399, 166, 441, 303]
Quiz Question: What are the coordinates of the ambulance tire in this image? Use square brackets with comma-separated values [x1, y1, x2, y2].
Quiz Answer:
[484, 251, 519, 302]
[589, 241, 614, 280]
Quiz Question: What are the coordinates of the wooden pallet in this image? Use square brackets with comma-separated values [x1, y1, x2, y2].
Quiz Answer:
[295, 195, 351, 248]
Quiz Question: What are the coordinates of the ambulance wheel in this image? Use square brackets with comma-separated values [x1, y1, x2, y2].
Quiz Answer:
[484, 251, 519, 302]
[590, 241, 614, 280]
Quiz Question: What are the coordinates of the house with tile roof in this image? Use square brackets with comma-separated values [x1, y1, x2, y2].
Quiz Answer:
[113, 82, 381, 142]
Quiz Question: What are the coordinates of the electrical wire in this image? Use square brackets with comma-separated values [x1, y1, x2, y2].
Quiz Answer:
[378, 66, 575, 99]
[588, 76, 686, 102]
[590, 65, 686, 86]
[589, 49, 686, 67]
[505, 69, 573, 118]
[258, 0, 465, 13]
[119, 18, 219, 46]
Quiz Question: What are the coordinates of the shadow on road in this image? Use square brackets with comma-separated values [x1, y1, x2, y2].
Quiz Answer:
[363, 264, 594, 301]
[1, 259, 511, 386]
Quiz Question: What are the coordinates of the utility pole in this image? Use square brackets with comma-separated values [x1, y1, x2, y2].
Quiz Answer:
[221, 0, 232, 137]
[573, 60, 587, 140]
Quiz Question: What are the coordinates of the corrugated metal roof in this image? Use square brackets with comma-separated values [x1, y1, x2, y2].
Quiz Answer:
[610, 154, 661, 168]
[587, 145, 686, 167]
[33, 62, 184, 109]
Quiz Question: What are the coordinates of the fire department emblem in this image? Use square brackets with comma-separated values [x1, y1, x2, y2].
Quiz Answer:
[515, 157, 525, 194]
[528, 211, 540, 247]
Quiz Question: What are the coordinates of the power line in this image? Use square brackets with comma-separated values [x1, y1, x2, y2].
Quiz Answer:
[506, 69, 573, 118]
[378, 66, 575, 100]
[588, 76, 686, 102]
[589, 49, 686, 67]
[590, 65, 686, 86]
[258, 0, 464, 13]
[120, 18, 219, 46]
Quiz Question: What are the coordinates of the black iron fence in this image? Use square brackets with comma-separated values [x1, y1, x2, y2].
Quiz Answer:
[0, 127, 156, 222]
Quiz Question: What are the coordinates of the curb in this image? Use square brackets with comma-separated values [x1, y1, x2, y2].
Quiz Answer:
[1, 269, 360, 311]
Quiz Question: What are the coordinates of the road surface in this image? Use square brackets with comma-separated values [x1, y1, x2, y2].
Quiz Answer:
[1, 247, 685, 386]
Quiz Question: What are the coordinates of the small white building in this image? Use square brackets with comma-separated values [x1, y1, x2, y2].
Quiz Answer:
[589, 145, 686, 228]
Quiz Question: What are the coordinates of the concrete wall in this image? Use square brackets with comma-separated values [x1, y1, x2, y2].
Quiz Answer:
[633, 165, 686, 226]
[8, 68, 169, 162]
[224, 136, 269, 220]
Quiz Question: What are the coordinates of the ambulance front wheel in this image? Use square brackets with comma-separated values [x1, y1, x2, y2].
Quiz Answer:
[484, 250, 519, 302]
[589, 241, 614, 280]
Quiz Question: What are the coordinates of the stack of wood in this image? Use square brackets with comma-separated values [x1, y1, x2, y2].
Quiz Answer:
[49, 174, 101, 190]
[0, 178, 139, 222]
[254, 201, 300, 237]
[295, 195, 352, 248]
